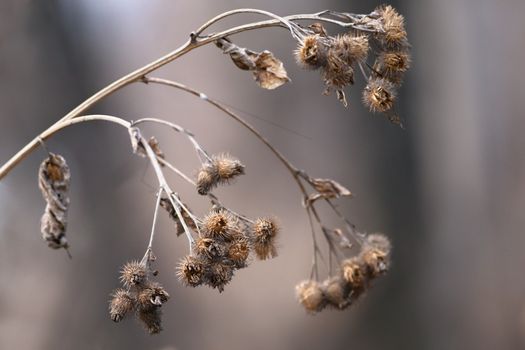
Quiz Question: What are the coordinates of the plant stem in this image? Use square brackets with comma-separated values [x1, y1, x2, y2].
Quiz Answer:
[0, 10, 367, 180]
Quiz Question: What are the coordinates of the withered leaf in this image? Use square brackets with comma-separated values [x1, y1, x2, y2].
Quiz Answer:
[311, 178, 352, 199]
[216, 38, 290, 90]
[253, 51, 290, 90]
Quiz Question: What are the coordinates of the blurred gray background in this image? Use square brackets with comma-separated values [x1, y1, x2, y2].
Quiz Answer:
[1, 0, 524, 349]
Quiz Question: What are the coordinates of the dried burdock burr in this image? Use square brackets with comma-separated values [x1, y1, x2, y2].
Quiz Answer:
[227, 238, 250, 268]
[362, 78, 396, 113]
[109, 289, 136, 323]
[360, 246, 390, 278]
[196, 154, 245, 195]
[252, 217, 279, 260]
[120, 260, 147, 288]
[38, 153, 71, 251]
[296, 280, 326, 313]
[195, 237, 226, 260]
[322, 277, 351, 310]
[137, 282, 170, 308]
[202, 209, 235, 239]
[206, 262, 234, 292]
[295, 35, 327, 70]
[176, 255, 205, 287]
[375, 5, 408, 47]
[138, 306, 163, 335]
[341, 257, 367, 292]
[332, 34, 369, 64]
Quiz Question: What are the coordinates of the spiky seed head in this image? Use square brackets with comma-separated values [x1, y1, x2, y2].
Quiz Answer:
[379, 51, 411, 75]
[213, 154, 245, 183]
[362, 78, 396, 112]
[120, 261, 147, 287]
[323, 49, 354, 89]
[196, 237, 226, 260]
[360, 246, 389, 278]
[203, 210, 236, 239]
[176, 255, 204, 287]
[227, 239, 250, 268]
[295, 35, 326, 69]
[137, 306, 163, 335]
[109, 289, 136, 322]
[322, 277, 351, 309]
[340, 258, 367, 292]
[137, 282, 170, 308]
[253, 217, 279, 260]
[295, 280, 326, 313]
[196, 166, 219, 195]
[332, 34, 369, 63]
[376, 5, 407, 46]
[206, 263, 234, 292]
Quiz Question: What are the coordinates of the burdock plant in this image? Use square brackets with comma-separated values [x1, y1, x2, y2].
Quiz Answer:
[0, 6, 410, 334]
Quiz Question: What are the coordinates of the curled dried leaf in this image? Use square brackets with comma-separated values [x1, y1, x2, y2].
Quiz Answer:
[216, 38, 290, 90]
[253, 51, 290, 89]
[38, 153, 71, 251]
[309, 178, 352, 201]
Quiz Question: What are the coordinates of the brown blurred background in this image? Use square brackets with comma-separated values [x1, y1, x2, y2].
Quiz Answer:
[1, 0, 524, 349]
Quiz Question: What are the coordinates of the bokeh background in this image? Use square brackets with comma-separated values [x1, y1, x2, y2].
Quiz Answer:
[1, 0, 524, 349]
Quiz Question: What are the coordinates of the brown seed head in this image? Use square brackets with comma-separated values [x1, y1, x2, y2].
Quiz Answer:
[120, 261, 147, 287]
[137, 306, 163, 335]
[137, 282, 170, 308]
[203, 210, 236, 239]
[377, 5, 407, 46]
[253, 217, 279, 260]
[206, 262, 234, 292]
[295, 280, 326, 313]
[213, 154, 245, 183]
[379, 50, 411, 75]
[109, 289, 136, 323]
[362, 78, 396, 112]
[333, 34, 369, 63]
[322, 277, 351, 309]
[340, 258, 367, 292]
[196, 166, 219, 195]
[295, 35, 326, 69]
[323, 48, 354, 90]
[360, 246, 389, 278]
[196, 237, 226, 260]
[227, 239, 250, 268]
[176, 255, 204, 287]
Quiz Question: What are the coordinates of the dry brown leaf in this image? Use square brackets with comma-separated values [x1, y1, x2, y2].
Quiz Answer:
[253, 51, 290, 89]
[311, 178, 352, 199]
[216, 38, 290, 90]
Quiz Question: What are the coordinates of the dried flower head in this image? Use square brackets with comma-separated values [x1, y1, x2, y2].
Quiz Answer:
[295, 35, 327, 69]
[137, 282, 170, 308]
[109, 289, 136, 322]
[322, 277, 351, 309]
[376, 5, 407, 46]
[323, 49, 354, 90]
[206, 262, 234, 292]
[253, 217, 279, 260]
[360, 246, 389, 278]
[227, 238, 250, 268]
[296, 280, 326, 313]
[120, 261, 147, 287]
[378, 50, 411, 75]
[137, 306, 163, 335]
[202, 209, 237, 239]
[362, 78, 396, 112]
[176, 255, 204, 287]
[196, 154, 245, 195]
[196, 237, 226, 260]
[332, 34, 369, 63]
[341, 258, 367, 291]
